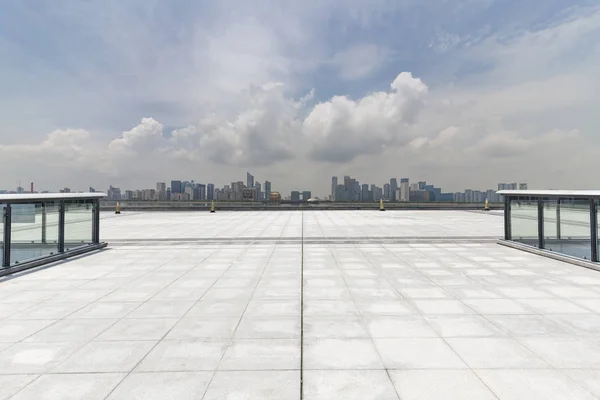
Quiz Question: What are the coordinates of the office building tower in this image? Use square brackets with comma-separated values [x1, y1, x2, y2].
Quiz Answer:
[255, 182, 262, 201]
[390, 178, 398, 201]
[335, 185, 346, 201]
[361, 184, 369, 201]
[156, 182, 166, 200]
[207, 184, 215, 201]
[247, 172, 254, 189]
[331, 177, 338, 200]
[107, 186, 121, 200]
[418, 181, 427, 190]
[171, 180, 182, 194]
[519, 183, 528, 190]
[184, 186, 194, 200]
[264, 181, 271, 202]
[302, 191, 311, 201]
[400, 178, 410, 201]
[291, 191, 300, 202]
[384, 183, 391, 200]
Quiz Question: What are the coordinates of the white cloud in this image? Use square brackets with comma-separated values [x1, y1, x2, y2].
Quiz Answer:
[303, 72, 428, 162]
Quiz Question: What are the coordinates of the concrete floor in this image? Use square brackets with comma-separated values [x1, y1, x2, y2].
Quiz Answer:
[1, 211, 600, 399]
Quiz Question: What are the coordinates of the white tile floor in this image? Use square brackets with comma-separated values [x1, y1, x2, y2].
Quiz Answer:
[1, 210, 600, 399]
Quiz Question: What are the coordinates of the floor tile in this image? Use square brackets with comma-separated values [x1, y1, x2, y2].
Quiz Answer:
[365, 316, 438, 338]
[0, 320, 56, 342]
[51, 341, 156, 372]
[374, 338, 466, 369]
[25, 319, 117, 342]
[425, 316, 503, 338]
[519, 337, 600, 368]
[389, 370, 497, 400]
[304, 318, 369, 339]
[96, 318, 178, 341]
[304, 338, 384, 369]
[135, 340, 229, 371]
[235, 317, 300, 339]
[304, 370, 399, 400]
[9, 373, 124, 400]
[125, 302, 194, 319]
[448, 337, 549, 368]
[220, 339, 300, 370]
[0, 342, 83, 373]
[476, 369, 597, 400]
[0, 374, 38, 400]
[412, 300, 475, 315]
[7, 303, 85, 320]
[67, 302, 141, 319]
[203, 370, 299, 400]
[106, 372, 213, 400]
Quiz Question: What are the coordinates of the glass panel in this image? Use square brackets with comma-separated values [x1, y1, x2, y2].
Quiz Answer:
[546, 199, 591, 260]
[510, 198, 539, 247]
[64, 201, 93, 251]
[10, 202, 60, 265]
[543, 199, 558, 240]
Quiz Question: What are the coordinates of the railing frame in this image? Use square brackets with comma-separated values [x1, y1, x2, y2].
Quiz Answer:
[1, 193, 106, 275]
[500, 191, 599, 263]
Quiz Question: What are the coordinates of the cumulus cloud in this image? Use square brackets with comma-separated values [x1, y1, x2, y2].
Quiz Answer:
[303, 72, 428, 162]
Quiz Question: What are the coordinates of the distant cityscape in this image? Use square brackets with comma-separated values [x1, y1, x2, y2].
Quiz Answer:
[0, 174, 527, 203]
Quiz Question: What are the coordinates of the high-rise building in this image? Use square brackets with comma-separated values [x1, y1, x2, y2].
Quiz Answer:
[519, 183, 528, 190]
[384, 183, 391, 200]
[418, 181, 427, 190]
[207, 184, 215, 201]
[247, 172, 254, 189]
[290, 191, 300, 202]
[184, 186, 194, 200]
[335, 185, 346, 201]
[170, 180, 182, 194]
[361, 184, 369, 201]
[390, 178, 398, 201]
[400, 178, 410, 202]
[107, 186, 121, 200]
[156, 182, 166, 200]
[264, 181, 271, 202]
[331, 177, 338, 200]
[255, 182, 262, 201]
[302, 191, 311, 201]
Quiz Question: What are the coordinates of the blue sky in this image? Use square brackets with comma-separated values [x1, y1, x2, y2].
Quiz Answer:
[1, 0, 599, 194]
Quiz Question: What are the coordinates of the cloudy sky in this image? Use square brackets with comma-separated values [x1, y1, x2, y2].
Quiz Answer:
[1, 0, 599, 195]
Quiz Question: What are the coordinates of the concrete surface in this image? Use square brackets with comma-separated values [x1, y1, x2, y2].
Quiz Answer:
[1, 210, 600, 399]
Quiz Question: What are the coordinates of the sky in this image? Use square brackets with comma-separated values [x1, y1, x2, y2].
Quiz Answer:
[1, 0, 599, 196]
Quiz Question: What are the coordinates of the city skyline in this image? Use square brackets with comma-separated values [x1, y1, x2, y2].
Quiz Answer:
[1, 171, 526, 204]
[1, 2, 599, 194]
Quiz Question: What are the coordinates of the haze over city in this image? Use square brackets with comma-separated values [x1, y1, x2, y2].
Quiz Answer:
[1, 1, 599, 194]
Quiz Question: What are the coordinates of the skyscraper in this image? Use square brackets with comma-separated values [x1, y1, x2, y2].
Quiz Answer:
[247, 172, 254, 189]
[156, 182, 167, 201]
[384, 183, 390, 200]
[390, 178, 398, 201]
[264, 181, 271, 201]
[400, 178, 409, 201]
[255, 182, 262, 201]
[331, 176, 338, 200]
[207, 183, 215, 201]
[170, 180, 182, 194]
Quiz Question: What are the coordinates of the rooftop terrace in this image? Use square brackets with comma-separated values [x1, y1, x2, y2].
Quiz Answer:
[2, 210, 600, 399]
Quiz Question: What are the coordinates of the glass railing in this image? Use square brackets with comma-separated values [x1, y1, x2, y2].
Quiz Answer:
[1, 193, 106, 275]
[500, 190, 600, 263]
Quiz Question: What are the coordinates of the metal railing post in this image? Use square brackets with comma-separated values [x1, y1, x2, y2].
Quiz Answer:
[538, 198, 545, 249]
[92, 200, 100, 244]
[41, 203, 47, 244]
[591, 199, 598, 263]
[2, 204, 11, 267]
[504, 196, 512, 240]
[556, 199, 561, 240]
[58, 201, 65, 253]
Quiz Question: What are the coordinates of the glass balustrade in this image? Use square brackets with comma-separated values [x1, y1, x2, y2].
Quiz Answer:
[0, 194, 105, 275]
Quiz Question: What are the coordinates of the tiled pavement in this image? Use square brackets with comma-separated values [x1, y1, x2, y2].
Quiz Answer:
[1, 211, 600, 399]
